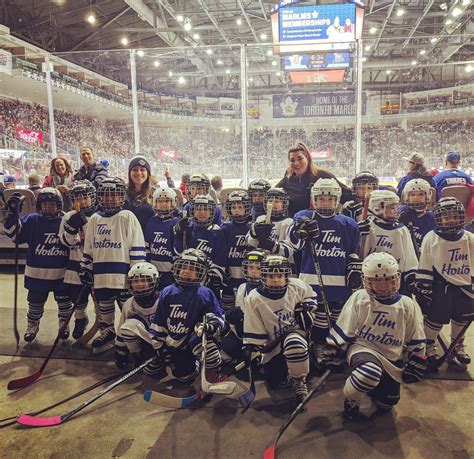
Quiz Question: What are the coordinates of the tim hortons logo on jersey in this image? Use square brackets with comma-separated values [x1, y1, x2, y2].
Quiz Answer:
[167, 304, 190, 334]
[358, 310, 402, 347]
[35, 233, 68, 257]
[374, 234, 394, 249]
[196, 239, 213, 255]
[273, 308, 296, 338]
[441, 248, 470, 276]
[312, 230, 345, 257]
[93, 224, 122, 249]
[153, 232, 168, 244]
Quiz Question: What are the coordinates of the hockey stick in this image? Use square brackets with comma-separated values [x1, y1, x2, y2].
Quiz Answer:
[359, 191, 371, 258]
[76, 290, 99, 345]
[308, 240, 331, 326]
[263, 369, 331, 459]
[7, 284, 89, 390]
[1, 371, 126, 428]
[239, 364, 255, 409]
[201, 316, 237, 395]
[434, 320, 471, 370]
[143, 360, 246, 409]
[16, 357, 154, 427]
[13, 215, 21, 348]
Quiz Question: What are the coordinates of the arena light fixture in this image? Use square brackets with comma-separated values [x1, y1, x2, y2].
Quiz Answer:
[451, 7, 462, 16]
[178, 76, 186, 84]
[154, 60, 160, 67]
[396, 8, 405, 16]
[361, 57, 367, 62]
[365, 44, 371, 51]
[137, 50, 145, 57]
[430, 37, 438, 43]
[260, 33, 267, 40]
[271, 60, 277, 66]
[193, 33, 200, 40]
[386, 69, 392, 74]
[86, 14, 96, 24]
[120, 37, 129, 46]
[411, 60, 418, 65]
[419, 49, 426, 55]
[177, 15, 184, 22]
[466, 64, 473, 73]
[248, 77, 254, 82]
[225, 69, 231, 74]
[206, 49, 213, 55]
[184, 19, 192, 31]
[369, 27, 377, 34]
[216, 59, 224, 65]
[276, 71, 281, 76]
[168, 70, 173, 77]
[445, 19, 453, 25]
[236, 18, 243, 26]
[267, 50, 273, 56]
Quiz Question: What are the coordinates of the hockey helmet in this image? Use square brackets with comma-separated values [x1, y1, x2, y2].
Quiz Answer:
[36, 187, 63, 218]
[96, 177, 127, 215]
[260, 255, 291, 293]
[153, 187, 177, 218]
[69, 180, 96, 215]
[248, 179, 271, 210]
[242, 249, 269, 287]
[264, 188, 289, 218]
[433, 197, 465, 236]
[402, 179, 431, 212]
[128, 262, 160, 297]
[189, 194, 216, 227]
[173, 248, 209, 288]
[352, 171, 379, 200]
[226, 190, 251, 223]
[362, 252, 401, 301]
[186, 173, 211, 200]
[368, 190, 399, 222]
[311, 178, 342, 218]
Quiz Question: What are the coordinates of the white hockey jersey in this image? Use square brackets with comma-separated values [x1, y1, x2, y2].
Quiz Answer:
[361, 220, 418, 277]
[243, 278, 317, 362]
[59, 210, 90, 285]
[328, 289, 426, 382]
[417, 230, 473, 299]
[81, 210, 146, 290]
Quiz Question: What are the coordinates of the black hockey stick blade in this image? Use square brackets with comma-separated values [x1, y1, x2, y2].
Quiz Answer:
[434, 320, 471, 370]
[263, 369, 331, 459]
[17, 357, 153, 427]
[239, 366, 256, 409]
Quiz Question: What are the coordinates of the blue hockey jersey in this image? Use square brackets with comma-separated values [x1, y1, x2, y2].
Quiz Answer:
[145, 215, 180, 288]
[222, 220, 250, 289]
[289, 210, 360, 303]
[150, 283, 224, 348]
[5, 212, 69, 292]
[183, 201, 223, 226]
[399, 206, 436, 252]
[433, 169, 473, 199]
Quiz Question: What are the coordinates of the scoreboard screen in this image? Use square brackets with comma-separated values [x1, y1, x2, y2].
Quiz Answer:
[283, 52, 350, 70]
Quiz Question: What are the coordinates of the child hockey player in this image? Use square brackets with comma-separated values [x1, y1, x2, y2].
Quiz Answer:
[243, 254, 318, 404]
[288, 178, 361, 364]
[247, 178, 271, 220]
[148, 249, 225, 382]
[416, 197, 473, 372]
[115, 262, 160, 369]
[183, 173, 223, 225]
[59, 179, 97, 339]
[399, 179, 436, 254]
[4, 188, 71, 341]
[221, 190, 252, 310]
[359, 190, 418, 296]
[326, 252, 426, 420]
[173, 194, 226, 299]
[342, 171, 379, 222]
[247, 187, 293, 261]
[145, 187, 180, 290]
[80, 177, 146, 353]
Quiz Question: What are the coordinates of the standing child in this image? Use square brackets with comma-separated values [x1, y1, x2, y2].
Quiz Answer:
[342, 171, 379, 222]
[4, 188, 71, 341]
[80, 177, 146, 353]
[145, 187, 180, 290]
[325, 252, 426, 420]
[59, 179, 97, 339]
[148, 249, 225, 382]
[247, 178, 271, 220]
[417, 197, 473, 371]
[243, 255, 318, 403]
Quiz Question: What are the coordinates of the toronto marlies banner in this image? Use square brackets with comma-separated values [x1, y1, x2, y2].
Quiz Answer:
[272, 92, 366, 118]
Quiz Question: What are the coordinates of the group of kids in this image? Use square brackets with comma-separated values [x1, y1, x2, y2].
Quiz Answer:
[3, 166, 472, 419]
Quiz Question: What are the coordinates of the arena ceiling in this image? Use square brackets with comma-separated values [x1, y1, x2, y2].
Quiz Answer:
[2, 0, 473, 94]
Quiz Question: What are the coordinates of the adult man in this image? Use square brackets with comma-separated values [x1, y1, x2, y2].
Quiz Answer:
[433, 151, 472, 199]
[74, 147, 108, 188]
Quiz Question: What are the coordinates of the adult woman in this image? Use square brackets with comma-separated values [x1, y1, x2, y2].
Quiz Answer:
[276, 142, 351, 217]
[396, 152, 434, 198]
[43, 157, 75, 211]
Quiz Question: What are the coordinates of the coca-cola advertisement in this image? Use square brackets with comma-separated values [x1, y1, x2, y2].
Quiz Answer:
[310, 150, 333, 159]
[159, 149, 176, 159]
[15, 128, 43, 145]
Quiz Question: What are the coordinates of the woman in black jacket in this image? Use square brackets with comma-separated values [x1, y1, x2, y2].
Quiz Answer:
[276, 142, 352, 217]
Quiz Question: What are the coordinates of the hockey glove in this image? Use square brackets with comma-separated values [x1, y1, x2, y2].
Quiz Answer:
[402, 354, 427, 384]
[258, 237, 276, 253]
[242, 344, 262, 367]
[315, 342, 344, 366]
[403, 272, 416, 294]
[173, 216, 190, 237]
[294, 300, 317, 331]
[346, 259, 363, 290]
[357, 219, 371, 237]
[195, 321, 218, 338]
[415, 282, 432, 305]
[64, 211, 88, 235]
[293, 216, 320, 241]
[250, 221, 273, 240]
[206, 270, 223, 289]
[114, 347, 129, 369]
[78, 267, 94, 286]
[4, 192, 25, 216]
[342, 200, 363, 220]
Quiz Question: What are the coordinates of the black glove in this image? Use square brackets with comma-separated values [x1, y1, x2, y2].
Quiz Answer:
[64, 211, 88, 235]
[114, 347, 129, 369]
[206, 270, 223, 289]
[415, 282, 432, 304]
[250, 221, 273, 240]
[402, 354, 427, 383]
[258, 237, 276, 252]
[342, 200, 363, 220]
[173, 217, 190, 237]
[294, 301, 317, 331]
[346, 259, 363, 289]
[358, 218, 371, 237]
[4, 192, 25, 215]
[79, 267, 94, 286]
[293, 216, 320, 241]
[242, 344, 262, 367]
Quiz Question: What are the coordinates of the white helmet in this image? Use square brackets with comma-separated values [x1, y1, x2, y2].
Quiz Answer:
[362, 252, 401, 300]
[311, 178, 342, 217]
[153, 187, 177, 217]
[369, 190, 400, 222]
[128, 262, 159, 296]
[402, 179, 431, 211]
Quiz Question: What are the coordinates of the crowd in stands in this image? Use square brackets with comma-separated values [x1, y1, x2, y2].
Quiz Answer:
[1, 98, 472, 185]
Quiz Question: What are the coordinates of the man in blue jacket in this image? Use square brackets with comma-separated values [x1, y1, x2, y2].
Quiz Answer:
[433, 151, 472, 199]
